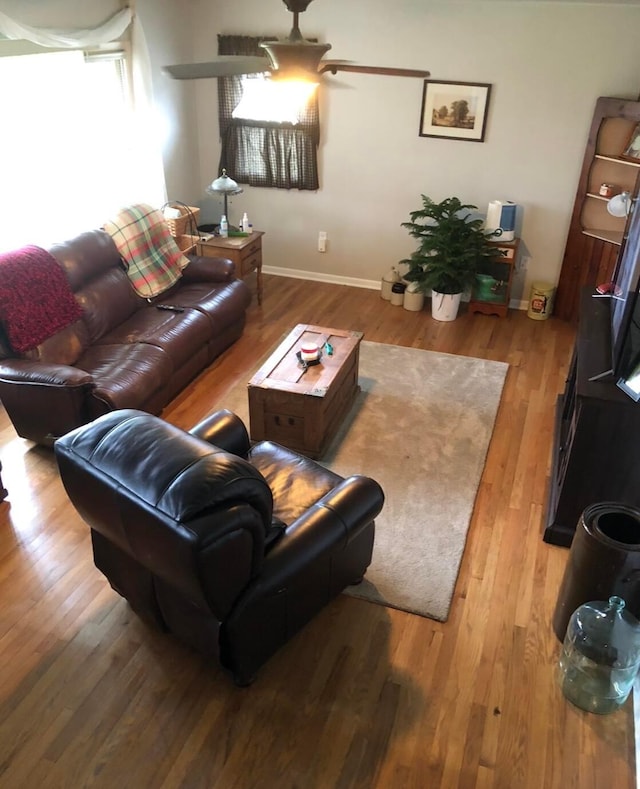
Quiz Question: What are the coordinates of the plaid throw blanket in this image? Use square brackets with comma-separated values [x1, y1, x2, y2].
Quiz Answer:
[0, 245, 83, 353]
[103, 204, 189, 298]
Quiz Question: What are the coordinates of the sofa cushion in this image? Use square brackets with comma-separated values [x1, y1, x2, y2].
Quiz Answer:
[103, 204, 189, 299]
[97, 306, 212, 369]
[50, 230, 123, 292]
[75, 343, 173, 411]
[75, 265, 143, 344]
[158, 279, 253, 333]
[23, 320, 90, 366]
[248, 441, 343, 526]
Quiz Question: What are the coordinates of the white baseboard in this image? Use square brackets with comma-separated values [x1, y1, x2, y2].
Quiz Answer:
[263, 265, 529, 311]
[263, 265, 380, 291]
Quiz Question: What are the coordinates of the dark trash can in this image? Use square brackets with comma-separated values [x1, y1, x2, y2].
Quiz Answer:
[552, 502, 640, 641]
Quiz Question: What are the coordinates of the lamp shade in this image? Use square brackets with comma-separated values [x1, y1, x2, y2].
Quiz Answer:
[208, 169, 239, 194]
[607, 191, 632, 218]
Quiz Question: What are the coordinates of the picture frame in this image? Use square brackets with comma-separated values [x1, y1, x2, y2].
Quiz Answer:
[419, 80, 492, 143]
[621, 122, 640, 162]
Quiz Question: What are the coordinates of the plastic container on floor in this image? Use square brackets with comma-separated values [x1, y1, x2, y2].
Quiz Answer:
[527, 281, 555, 320]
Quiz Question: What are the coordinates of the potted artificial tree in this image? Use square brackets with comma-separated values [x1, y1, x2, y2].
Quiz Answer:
[400, 195, 499, 321]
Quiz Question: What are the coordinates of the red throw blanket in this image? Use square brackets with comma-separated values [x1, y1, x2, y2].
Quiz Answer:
[0, 245, 83, 353]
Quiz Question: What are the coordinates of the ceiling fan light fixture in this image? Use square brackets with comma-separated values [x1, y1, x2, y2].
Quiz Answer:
[163, 0, 430, 83]
[259, 39, 331, 80]
[233, 76, 317, 122]
[269, 70, 319, 85]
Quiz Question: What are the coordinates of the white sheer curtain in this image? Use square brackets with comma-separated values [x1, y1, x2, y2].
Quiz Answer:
[0, 6, 167, 251]
[0, 8, 132, 48]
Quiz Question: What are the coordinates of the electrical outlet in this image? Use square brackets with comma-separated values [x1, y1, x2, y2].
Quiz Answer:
[517, 254, 530, 272]
[318, 231, 327, 253]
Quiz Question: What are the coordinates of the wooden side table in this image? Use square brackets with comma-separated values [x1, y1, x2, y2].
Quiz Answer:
[196, 231, 264, 304]
[468, 238, 520, 318]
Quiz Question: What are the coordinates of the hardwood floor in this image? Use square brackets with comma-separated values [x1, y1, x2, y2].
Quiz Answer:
[0, 276, 634, 788]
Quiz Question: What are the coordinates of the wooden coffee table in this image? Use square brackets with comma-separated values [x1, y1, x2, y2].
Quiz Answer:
[248, 324, 363, 458]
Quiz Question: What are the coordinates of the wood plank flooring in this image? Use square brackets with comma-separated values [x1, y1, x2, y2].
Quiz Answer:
[0, 276, 634, 788]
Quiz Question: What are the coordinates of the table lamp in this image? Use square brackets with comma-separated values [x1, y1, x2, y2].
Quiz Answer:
[206, 169, 243, 227]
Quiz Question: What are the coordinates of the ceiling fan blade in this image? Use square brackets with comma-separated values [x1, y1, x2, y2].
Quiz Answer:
[319, 62, 430, 79]
[163, 56, 271, 80]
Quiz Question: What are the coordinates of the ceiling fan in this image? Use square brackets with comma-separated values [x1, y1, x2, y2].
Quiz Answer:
[163, 0, 430, 82]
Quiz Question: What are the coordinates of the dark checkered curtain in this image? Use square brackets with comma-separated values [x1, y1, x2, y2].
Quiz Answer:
[217, 34, 320, 190]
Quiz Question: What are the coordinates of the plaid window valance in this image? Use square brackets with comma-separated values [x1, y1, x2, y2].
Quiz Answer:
[217, 34, 320, 191]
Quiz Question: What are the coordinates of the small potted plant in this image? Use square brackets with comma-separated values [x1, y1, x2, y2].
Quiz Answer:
[400, 195, 499, 321]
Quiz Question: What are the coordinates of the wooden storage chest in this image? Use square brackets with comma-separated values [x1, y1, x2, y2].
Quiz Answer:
[248, 324, 362, 458]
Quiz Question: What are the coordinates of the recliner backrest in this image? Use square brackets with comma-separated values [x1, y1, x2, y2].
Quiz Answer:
[55, 410, 275, 619]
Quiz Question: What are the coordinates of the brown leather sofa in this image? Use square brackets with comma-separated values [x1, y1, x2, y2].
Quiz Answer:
[0, 230, 251, 445]
[54, 408, 385, 685]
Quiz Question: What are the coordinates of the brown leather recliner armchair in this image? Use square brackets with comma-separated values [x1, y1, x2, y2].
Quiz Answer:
[54, 408, 384, 685]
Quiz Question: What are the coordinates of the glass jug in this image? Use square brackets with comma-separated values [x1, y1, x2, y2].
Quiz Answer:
[558, 596, 640, 714]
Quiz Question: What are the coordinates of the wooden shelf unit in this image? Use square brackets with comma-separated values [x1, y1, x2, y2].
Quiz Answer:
[554, 97, 640, 322]
[468, 238, 520, 317]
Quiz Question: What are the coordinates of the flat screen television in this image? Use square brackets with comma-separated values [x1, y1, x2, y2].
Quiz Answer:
[611, 201, 640, 398]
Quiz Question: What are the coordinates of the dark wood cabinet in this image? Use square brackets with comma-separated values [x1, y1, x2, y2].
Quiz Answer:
[554, 97, 640, 322]
[545, 289, 640, 546]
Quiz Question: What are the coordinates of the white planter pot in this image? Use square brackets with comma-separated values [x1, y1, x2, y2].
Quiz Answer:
[431, 290, 462, 322]
[403, 290, 425, 312]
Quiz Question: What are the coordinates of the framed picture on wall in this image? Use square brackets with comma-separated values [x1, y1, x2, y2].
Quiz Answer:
[419, 80, 492, 142]
[622, 122, 640, 162]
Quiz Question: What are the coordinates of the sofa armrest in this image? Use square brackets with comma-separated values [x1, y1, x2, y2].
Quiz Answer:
[189, 409, 251, 457]
[0, 360, 95, 444]
[0, 359, 93, 387]
[182, 255, 235, 283]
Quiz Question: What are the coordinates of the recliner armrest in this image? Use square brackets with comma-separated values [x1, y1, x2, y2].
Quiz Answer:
[220, 474, 383, 683]
[189, 409, 251, 457]
[240, 475, 384, 592]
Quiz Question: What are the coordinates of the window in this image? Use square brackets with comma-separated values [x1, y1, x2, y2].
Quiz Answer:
[217, 35, 320, 191]
[232, 75, 317, 125]
[0, 47, 160, 251]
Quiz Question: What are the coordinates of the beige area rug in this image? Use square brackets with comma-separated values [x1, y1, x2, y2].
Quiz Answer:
[225, 341, 509, 622]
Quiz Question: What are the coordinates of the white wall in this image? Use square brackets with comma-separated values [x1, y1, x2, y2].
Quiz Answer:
[180, 0, 640, 302]
[135, 0, 199, 202]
